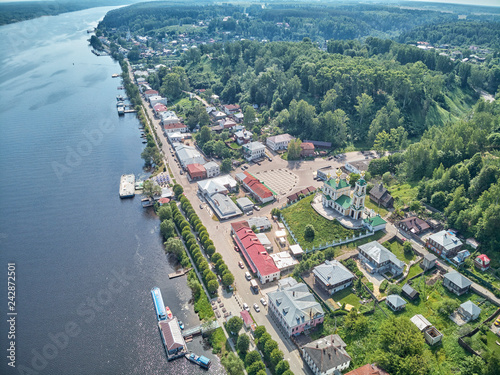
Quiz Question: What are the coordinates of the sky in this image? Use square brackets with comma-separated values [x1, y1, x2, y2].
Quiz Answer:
[0, 0, 498, 6]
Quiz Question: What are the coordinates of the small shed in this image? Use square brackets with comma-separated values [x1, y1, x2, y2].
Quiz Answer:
[240, 310, 252, 329]
[386, 295, 406, 312]
[289, 244, 304, 257]
[402, 283, 419, 300]
[422, 253, 437, 271]
[236, 197, 254, 212]
[475, 254, 490, 271]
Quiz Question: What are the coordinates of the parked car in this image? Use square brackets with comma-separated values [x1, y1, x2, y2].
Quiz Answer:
[245, 272, 251, 280]
[238, 261, 244, 269]
[260, 297, 267, 306]
[199, 204, 204, 209]
[243, 303, 249, 311]
[253, 303, 260, 312]
[246, 210, 253, 216]
[254, 205, 261, 211]
[234, 245, 239, 252]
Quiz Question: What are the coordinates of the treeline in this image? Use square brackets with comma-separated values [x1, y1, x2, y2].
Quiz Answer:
[180, 38, 478, 149]
[98, 2, 469, 42]
[369, 99, 500, 251]
[399, 21, 500, 49]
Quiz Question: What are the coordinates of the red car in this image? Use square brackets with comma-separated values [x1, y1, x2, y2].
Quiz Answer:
[238, 261, 244, 269]
[234, 245, 239, 252]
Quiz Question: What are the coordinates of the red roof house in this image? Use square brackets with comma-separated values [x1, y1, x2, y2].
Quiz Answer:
[222, 104, 241, 115]
[300, 142, 315, 157]
[163, 122, 187, 133]
[345, 364, 389, 375]
[475, 254, 490, 271]
[186, 163, 206, 181]
[241, 171, 274, 204]
[240, 310, 253, 328]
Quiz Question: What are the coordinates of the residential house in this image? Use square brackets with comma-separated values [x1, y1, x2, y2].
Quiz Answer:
[452, 250, 471, 265]
[358, 241, 405, 276]
[287, 186, 316, 204]
[174, 144, 205, 169]
[149, 95, 168, 107]
[211, 111, 226, 121]
[300, 142, 315, 157]
[238, 171, 274, 204]
[232, 222, 280, 284]
[425, 230, 463, 258]
[163, 122, 187, 133]
[247, 216, 272, 231]
[153, 103, 168, 118]
[222, 104, 240, 115]
[203, 161, 220, 178]
[422, 253, 437, 271]
[233, 112, 244, 123]
[144, 89, 159, 99]
[399, 217, 430, 235]
[386, 294, 406, 311]
[242, 141, 266, 161]
[266, 133, 295, 151]
[345, 160, 370, 175]
[160, 111, 180, 126]
[234, 129, 253, 145]
[186, 163, 206, 181]
[402, 283, 419, 300]
[236, 197, 254, 212]
[312, 260, 355, 295]
[443, 271, 472, 296]
[267, 280, 324, 336]
[302, 335, 351, 375]
[474, 254, 490, 271]
[410, 314, 443, 345]
[369, 183, 394, 208]
[222, 119, 237, 130]
[240, 310, 253, 329]
[458, 301, 481, 322]
[345, 364, 389, 375]
[197, 175, 237, 197]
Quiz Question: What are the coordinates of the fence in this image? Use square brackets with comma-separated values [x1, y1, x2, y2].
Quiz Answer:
[458, 306, 500, 360]
[281, 216, 374, 254]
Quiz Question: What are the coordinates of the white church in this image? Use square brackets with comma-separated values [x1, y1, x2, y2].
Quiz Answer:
[321, 169, 367, 220]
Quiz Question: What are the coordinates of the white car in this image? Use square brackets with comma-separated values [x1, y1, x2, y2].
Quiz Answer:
[253, 303, 260, 313]
[243, 303, 249, 311]
[260, 297, 267, 306]
[245, 272, 251, 280]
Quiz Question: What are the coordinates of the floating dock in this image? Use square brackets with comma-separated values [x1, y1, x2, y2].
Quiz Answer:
[168, 268, 192, 279]
[119, 174, 135, 198]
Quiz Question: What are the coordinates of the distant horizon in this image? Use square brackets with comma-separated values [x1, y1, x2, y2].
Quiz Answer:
[0, 0, 499, 6]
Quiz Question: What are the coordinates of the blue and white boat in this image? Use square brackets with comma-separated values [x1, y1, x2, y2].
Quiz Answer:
[151, 287, 167, 321]
[186, 353, 211, 369]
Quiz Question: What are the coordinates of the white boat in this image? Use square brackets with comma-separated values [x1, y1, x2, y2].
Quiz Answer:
[119, 174, 135, 198]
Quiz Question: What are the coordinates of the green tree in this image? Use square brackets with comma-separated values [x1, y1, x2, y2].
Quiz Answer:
[253, 326, 266, 340]
[436, 298, 459, 316]
[459, 353, 485, 375]
[430, 191, 447, 211]
[287, 138, 302, 160]
[222, 272, 235, 287]
[164, 237, 184, 257]
[247, 361, 265, 375]
[221, 158, 232, 173]
[221, 352, 245, 375]
[270, 348, 284, 368]
[257, 332, 271, 351]
[275, 360, 290, 375]
[354, 93, 374, 139]
[160, 219, 176, 240]
[243, 105, 257, 127]
[142, 179, 161, 200]
[207, 279, 219, 294]
[375, 317, 428, 375]
[263, 339, 278, 362]
[245, 350, 262, 367]
[237, 333, 250, 354]
[198, 125, 212, 146]
[158, 205, 172, 221]
[403, 241, 413, 256]
[304, 224, 315, 240]
[227, 316, 244, 335]
[173, 184, 184, 199]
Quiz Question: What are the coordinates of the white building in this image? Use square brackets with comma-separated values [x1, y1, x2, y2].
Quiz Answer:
[174, 144, 205, 169]
[242, 141, 266, 161]
[163, 122, 187, 133]
[266, 133, 294, 151]
[203, 161, 220, 178]
[160, 111, 180, 126]
[197, 175, 237, 197]
[149, 95, 168, 107]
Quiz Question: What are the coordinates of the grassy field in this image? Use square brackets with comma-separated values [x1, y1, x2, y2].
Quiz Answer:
[281, 195, 362, 248]
[365, 198, 389, 217]
[331, 288, 361, 309]
[387, 182, 419, 208]
[227, 142, 241, 150]
[383, 239, 415, 263]
[399, 263, 424, 285]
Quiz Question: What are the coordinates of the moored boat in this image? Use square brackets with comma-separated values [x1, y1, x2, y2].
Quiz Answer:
[119, 174, 135, 198]
[151, 287, 167, 321]
[185, 353, 211, 369]
[165, 306, 173, 320]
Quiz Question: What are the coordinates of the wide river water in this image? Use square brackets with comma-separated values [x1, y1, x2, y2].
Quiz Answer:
[0, 7, 223, 375]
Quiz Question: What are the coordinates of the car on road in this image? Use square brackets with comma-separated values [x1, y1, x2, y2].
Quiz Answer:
[253, 303, 260, 312]
[199, 204, 203, 209]
[238, 261, 244, 269]
[253, 205, 261, 211]
[246, 210, 253, 216]
[260, 297, 267, 306]
[234, 245, 239, 252]
[245, 272, 251, 280]
[243, 303, 249, 311]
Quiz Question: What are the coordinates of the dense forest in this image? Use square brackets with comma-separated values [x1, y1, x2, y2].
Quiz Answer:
[369, 100, 500, 251]
[99, 2, 498, 43]
[399, 21, 500, 49]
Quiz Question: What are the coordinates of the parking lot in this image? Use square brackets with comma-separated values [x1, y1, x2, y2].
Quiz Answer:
[254, 168, 298, 197]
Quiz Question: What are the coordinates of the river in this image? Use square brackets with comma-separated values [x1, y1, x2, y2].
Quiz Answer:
[0, 7, 223, 375]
